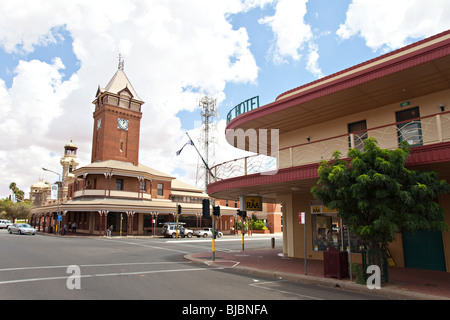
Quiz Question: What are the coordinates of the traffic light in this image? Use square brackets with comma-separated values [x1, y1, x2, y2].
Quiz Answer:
[202, 199, 210, 218]
[236, 210, 247, 218]
[213, 205, 220, 217]
[177, 204, 182, 215]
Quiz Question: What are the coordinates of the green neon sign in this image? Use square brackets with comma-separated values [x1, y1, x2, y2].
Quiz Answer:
[227, 96, 260, 123]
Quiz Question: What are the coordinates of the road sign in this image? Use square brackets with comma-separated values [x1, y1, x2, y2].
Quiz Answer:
[242, 196, 262, 211]
[298, 212, 305, 224]
[57, 215, 62, 222]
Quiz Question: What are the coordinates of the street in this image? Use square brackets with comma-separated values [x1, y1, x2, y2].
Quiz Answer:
[0, 230, 387, 301]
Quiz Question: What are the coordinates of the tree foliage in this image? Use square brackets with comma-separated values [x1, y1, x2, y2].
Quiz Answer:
[9, 182, 25, 202]
[0, 198, 33, 222]
[311, 137, 449, 249]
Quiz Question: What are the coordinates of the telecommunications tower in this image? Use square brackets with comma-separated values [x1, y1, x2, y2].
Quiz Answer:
[196, 96, 218, 192]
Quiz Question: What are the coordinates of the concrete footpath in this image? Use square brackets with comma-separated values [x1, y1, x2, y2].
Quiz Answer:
[185, 244, 450, 300]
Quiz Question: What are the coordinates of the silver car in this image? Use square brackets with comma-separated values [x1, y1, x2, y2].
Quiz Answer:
[8, 223, 36, 235]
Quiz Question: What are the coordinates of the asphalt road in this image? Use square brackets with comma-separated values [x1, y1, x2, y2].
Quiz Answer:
[0, 230, 388, 302]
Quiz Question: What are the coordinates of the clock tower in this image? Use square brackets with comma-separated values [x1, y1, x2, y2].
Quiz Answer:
[91, 57, 144, 165]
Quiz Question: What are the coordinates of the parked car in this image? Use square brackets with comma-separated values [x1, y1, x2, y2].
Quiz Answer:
[8, 223, 36, 235]
[161, 222, 193, 238]
[194, 228, 223, 238]
[0, 220, 13, 229]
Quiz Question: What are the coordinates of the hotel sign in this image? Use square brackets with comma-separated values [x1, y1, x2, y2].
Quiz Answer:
[227, 96, 260, 123]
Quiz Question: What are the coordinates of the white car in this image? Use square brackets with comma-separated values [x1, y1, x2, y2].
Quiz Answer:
[194, 228, 223, 238]
[161, 223, 193, 238]
[0, 220, 13, 229]
[8, 223, 36, 235]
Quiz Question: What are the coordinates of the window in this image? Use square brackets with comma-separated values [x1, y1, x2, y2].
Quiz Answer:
[116, 178, 124, 191]
[396, 107, 422, 147]
[140, 180, 146, 191]
[311, 209, 363, 253]
[348, 120, 367, 152]
[157, 183, 163, 196]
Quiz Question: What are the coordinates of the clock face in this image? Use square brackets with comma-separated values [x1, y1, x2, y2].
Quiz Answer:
[117, 118, 129, 130]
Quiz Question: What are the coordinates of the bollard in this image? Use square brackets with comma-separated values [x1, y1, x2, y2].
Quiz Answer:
[271, 237, 275, 249]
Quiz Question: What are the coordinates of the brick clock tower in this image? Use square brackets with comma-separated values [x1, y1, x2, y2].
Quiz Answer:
[91, 57, 144, 165]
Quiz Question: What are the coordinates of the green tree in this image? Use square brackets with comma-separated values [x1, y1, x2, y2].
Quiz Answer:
[0, 198, 32, 222]
[311, 137, 449, 251]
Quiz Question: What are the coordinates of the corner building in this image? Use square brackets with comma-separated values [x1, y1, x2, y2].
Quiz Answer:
[208, 30, 450, 272]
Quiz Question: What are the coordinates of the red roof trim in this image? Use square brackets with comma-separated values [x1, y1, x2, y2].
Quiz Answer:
[227, 29, 450, 131]
[276, 29, 450, 101]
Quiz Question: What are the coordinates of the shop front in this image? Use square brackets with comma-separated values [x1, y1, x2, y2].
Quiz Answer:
[310, 201, 363, 254]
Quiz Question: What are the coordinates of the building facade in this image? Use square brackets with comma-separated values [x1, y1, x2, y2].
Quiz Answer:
[30, 61, 281, 236]
[208, 30, 450, 272]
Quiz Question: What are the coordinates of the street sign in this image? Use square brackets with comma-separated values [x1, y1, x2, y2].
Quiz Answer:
[241, 196, 262, 211]
[298, 212, 305, 224]
[57, 215, 62, 222]
[51, 184, 58, 200]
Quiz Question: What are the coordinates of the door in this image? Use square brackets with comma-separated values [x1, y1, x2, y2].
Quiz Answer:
[396, 107, 422, 147]
[403, 230, 446, 271]
[348, 120, 368, 151]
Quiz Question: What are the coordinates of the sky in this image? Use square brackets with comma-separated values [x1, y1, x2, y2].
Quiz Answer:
[1, 0, 450, 199]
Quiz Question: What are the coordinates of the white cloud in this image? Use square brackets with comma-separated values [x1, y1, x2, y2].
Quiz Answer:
[259, 0, 323, 77]
[306, 41, 323, 78]
[260, 0, 312, 62]
[0, 0, 261, 197]
[337, 0, 450, 51]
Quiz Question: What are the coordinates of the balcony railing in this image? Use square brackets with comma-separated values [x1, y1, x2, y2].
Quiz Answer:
[73, 189, 151, 200]
[210, 111, 450, 183]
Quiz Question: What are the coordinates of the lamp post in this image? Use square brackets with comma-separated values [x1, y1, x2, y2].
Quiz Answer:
[42, 167, 61, 235]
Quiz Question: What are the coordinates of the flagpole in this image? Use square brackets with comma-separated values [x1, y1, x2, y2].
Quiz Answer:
[185, 132, 215, 181]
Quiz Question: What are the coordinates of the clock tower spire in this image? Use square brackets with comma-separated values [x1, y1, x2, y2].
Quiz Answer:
[91, 57, 144, 165]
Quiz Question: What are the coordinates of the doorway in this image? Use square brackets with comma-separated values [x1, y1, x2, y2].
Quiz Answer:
[396, 107, 422, 147]
[107, 212, 127, 234]
[403, 230, 446, 271]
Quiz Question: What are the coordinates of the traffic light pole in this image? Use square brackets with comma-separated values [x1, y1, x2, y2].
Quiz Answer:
[212, 212, 215, 261]
[237, 210, 247, 251]
[242, 217, 245, 251]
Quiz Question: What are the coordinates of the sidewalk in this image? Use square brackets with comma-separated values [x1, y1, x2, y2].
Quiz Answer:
[185, 247, 450, 300]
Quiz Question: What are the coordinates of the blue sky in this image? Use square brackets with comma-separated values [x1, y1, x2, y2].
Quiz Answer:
[1, 0, 450, 198]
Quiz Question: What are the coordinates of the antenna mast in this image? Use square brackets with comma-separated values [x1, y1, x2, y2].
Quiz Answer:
[196, 96, 218, 192]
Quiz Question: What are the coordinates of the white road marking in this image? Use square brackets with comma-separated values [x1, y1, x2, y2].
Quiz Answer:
[249, 280, 324, 300]
[98, 238, 191, 254]
[0, 261, 192, 272]
[0, 263, 220, 285]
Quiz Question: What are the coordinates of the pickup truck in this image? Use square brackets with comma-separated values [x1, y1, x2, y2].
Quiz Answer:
[0, 220, 13, 229]
[194, 228, 223, 238]
[161, 223, 193, 238]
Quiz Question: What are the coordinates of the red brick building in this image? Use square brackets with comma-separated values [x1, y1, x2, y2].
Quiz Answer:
[30, 61, 281, 236]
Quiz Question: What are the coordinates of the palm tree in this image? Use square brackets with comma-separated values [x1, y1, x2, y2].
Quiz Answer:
[9, 182, 17, 202]
[8, 182, 24, 202]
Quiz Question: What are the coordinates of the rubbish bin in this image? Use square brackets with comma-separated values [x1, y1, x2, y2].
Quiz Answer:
[323, 248, 349, 279]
